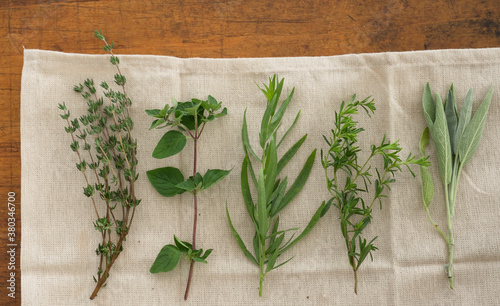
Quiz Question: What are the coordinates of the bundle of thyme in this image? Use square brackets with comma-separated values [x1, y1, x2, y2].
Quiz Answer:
[321, 95, 428, 294]
[58, 30, 140, 300]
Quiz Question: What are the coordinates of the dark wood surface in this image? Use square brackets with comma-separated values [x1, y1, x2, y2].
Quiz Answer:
[0, 0, 498, 304]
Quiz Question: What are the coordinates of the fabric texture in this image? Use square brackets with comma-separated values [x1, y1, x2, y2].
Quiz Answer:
[21, 48, 500, 305]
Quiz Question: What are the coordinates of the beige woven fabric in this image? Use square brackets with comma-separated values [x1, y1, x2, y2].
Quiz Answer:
[21, 48, 500, 305]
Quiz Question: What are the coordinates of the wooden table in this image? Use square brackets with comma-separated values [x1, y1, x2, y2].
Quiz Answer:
[1, 1, 498, 304]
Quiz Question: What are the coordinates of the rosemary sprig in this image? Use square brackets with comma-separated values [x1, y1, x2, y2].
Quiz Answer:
[59, 30, 140, 300]
[321, 95, 428, 294]
[227, 75, 325, 297]
[420, 83, 494, 289]
[146, 96, 230, 300]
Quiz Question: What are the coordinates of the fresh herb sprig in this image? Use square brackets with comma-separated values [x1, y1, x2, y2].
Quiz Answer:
[321, 95, 428, 294]
[227, 75, 325, 297]
[59, 30, 140, 300]
[146, 96, 230, 300]
[420, 83, 494, 289]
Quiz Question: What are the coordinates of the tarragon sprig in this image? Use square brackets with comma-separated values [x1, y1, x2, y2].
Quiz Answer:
[227, 75, 325, 297]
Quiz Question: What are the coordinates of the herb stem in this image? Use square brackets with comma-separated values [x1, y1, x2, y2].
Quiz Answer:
[444, 180, 454, 290]
[184, 114, 199, 301]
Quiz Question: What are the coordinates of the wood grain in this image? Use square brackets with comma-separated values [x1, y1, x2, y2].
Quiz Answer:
[0, 0, 498, 304]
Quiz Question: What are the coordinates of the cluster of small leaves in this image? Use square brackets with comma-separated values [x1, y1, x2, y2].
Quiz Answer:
[59, 30, 140, 300]
[420, 83, 493, 289]
[145, 96, 230, 199]
[321, 95, 428, 294]
[150, 236, 213, 273]
[146, 95, 230, 299]
[227, 75, 325, 297]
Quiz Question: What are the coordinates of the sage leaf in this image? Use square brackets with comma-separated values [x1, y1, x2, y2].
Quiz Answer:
[458, 86, 494, 166]
[146, 167, 185, 197]
[423, 82, 436, 130]
[202, 168, 232, 190]
[150, 245, 181, 273]
[444, 85, 458, 154]
[152, 130, 187, 159]
[419, 128, 434, 208]
[430, 93, 453, 184]
[454, 88, 474, 154]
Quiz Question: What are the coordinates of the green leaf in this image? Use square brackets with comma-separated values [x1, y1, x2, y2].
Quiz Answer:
[173, 236, 191, 253]
[277, 110, 301, 148]
[202, 168, 232, 190]
[146, 167, 185, 197]
[150, 245, 181, 273]
[454, 88, 474, 153]
[153, 130, 187, 159]
[444, 85, 458, 154]
[257, 168, 268, 241]
[279, 201, 325, 254]
[149, 118, 166, 130]
[226, 205, 258, 265]
[175, 178, 197, 192]
[275, 149, 316, 215]
[419, 128, 434, 208]
[264, 135, 278, 199]
[458, 86, 494, 166]
[430, 94, 453, 184]
[268, 88, 295, 134]
[145, 109, 161, 117]
[422, 83, 436, 130]
[241, 155, 256, 220]
[242, 109, 260, 161]
[277, 134, 307, 175]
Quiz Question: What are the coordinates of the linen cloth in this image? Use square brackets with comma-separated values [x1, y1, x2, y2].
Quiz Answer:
[21, 48, 500, 305]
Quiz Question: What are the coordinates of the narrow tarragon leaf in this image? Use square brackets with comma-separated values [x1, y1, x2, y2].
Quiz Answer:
[257, 168, 268, 241]
[430, 93, 452, 184]
[241, 155, 255, 220]
[458, 86, 494, 166]
[277, 134, 307, 175]
[150, 245, 181, 273]
[277, 149, 316, 214]
[146, 167, 185, 197]
[152, 130, 186, 159]
[454, 88, 474, 154]
[279, 201, 326, 254]
[226, 205, 258, 265]
[278, 110, 301, 148]
[264, 135, 278, 200]
[419, 128, 434, 208]
[422, 83, 436, 131]
[242, 109, 260, 161]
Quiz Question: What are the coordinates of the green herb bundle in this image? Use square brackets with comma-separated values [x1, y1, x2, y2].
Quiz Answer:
[420, 83, 494, 289]
[58, 31, 140, 300]
[227, 75, 325, 297]
[146, 96, 229, 300]
[321, 95, 428, 294]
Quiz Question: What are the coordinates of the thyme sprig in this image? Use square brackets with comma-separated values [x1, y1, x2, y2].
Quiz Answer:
[146, 96, 229, 300]
[227, 75, 325, 297]
[59, 30, 140, 300]
[321, 95, 428, 294]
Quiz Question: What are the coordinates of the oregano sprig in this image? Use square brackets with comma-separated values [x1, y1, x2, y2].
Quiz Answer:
[59, 30, 140, 300]
[420, 83, 494, 289]
[227, 75, 325, 297]
[321, 95, 428, 294]
[146, 96, 230, 300]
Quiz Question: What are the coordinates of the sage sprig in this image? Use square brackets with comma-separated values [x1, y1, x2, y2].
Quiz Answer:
[227, 75, 325, 297]
[146, 96, 229, 300]
[59, 30, 140, 300]
[321, 95, 428, 294]
[420, 83, 494, 289]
